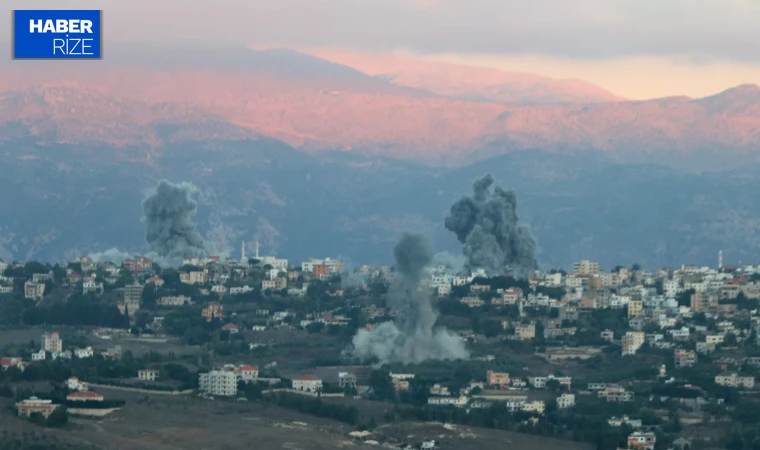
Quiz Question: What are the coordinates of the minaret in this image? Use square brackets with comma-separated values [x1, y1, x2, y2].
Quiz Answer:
[254, 241, 260, 259]
[241, 241, 246, 263]
[719, 250, 723, 269]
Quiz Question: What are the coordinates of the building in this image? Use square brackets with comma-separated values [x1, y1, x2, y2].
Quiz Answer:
[573, 260, 600, 275]
[42, 332, 63, 353]
[674, 349, 697, 368]
[146, 276, 164, 287]
[515, 324, 536, 340]
[293, 374, 323, 393]
[715, 373, 755, 389]
[237, 365, 259, 382]
[158, 295, 192, 306]
[627, 300, 643, 318]
[690, 291, 717, 313]
[123, 283, 144, 304]
[24, 281, 45, 300]
[199, 370, 238, 397]
[338, 372, 357, 389]
[202, 302, 224, 321]
[627, 431, 656, 450]
[138, 369, 159, 381]
[66, 377, 88, 392]
[622, 331, 645, 356]
[557, 393, 575, 409]
[66, 391, 104, 402]
[74, 347, 94, 359]
[16, 397, 59, 418]
[486, 370, 510, 388]
[313, 264, 330, 280]
[180, 270, 209, 285]
[124, 256, 152, 272]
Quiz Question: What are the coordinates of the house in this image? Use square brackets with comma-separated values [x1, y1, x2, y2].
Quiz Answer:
[74, 347, 94, 359]
[180, 270, 208, 285]
[237, 365, 259, 382]
[124, 256, 152, 272]
[627, 431, 656, 450]
[486, 370, 510, 388]
[674, 349, 697, 368]
[66, 377, 89, 392]
[16, 397, 59, 418]
[292, 374, 323, 393]
[158, 295, 192, 306]
[67, 391, 104, 402]
[138, 369, 159, 381]
[1, 357, 24, 371]
[146, 276, 164, 287]
[222, 323, 240, 334]
[31, 350, 46, 361]
[515, 324, 536, 340]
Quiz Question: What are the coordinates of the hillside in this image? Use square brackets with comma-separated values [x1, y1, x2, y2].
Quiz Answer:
[0, 46, 758, 166]
[303, 48, 625, 104]
[1, 138, 758, 270]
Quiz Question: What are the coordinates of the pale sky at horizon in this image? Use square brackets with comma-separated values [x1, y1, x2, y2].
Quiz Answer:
[5, 0, 760, 99]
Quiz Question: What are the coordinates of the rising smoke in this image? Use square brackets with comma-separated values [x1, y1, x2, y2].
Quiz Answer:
[142, 180, 210, 262]
[350, 233, 469, 365]
[445, 174, 538, 277]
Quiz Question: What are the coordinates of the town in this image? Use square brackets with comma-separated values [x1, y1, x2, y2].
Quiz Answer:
[0, 246, 758, 450]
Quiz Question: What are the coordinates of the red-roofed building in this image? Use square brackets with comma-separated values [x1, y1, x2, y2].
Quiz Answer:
[1, 357, 23, 371]
[238, 364, 259, 382]
[16, 397, 58, 418]
[124, 256, 152, 272]
[66, 391, 104, 402]
[293, 374, 322, 393]
[146, 276, 164, 287]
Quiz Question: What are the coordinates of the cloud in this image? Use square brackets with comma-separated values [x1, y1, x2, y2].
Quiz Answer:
[1, 0, 758, 62]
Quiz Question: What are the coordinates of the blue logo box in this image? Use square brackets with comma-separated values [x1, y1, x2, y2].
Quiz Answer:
[13, 10, 102, 59]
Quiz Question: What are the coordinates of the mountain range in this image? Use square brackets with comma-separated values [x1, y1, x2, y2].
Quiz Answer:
[0, 44, 759, 269]
[0, 45, 759, 168]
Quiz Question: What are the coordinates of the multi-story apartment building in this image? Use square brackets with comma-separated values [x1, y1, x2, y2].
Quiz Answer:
[199, 370, 238, 397]
[42, 332, 63, 353]
[622, 331, 645, 356]
[573, 260, 600, 275]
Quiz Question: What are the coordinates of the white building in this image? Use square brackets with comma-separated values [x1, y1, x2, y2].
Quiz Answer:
[292, 374, 323, 393]
[557, 393, 575, 409]
[74, 347, 94, 359]
[66, 377, 89, 392]
[138, 369, 159, 381]
[199, 370, 238, 397]
[31, 350, 46, 361]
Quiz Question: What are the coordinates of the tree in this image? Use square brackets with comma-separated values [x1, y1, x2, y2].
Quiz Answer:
[46, 407, 68, 427]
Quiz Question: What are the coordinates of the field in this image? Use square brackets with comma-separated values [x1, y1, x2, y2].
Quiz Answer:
[0, 388, 593, 450]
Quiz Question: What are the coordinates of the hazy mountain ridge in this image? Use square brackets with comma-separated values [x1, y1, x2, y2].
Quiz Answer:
[0, 138, 757, 270]
[0, 46, 758, 166]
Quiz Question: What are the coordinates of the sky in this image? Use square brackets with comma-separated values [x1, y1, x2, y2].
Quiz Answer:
[5, 0, 760, 99]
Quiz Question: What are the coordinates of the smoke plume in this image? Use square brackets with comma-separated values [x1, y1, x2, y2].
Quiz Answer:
[88, 248, 131, 264]
[142, 180, 210, 262]
[445, 174, 538, 277]
[350, 233, 469, 365]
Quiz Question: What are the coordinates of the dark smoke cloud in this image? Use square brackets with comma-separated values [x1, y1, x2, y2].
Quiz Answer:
[350, 233, 469, 365]
[142, 180, 210, 262]
[445, 174, 538, 276]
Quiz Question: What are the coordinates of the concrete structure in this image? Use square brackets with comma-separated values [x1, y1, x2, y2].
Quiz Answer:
[42, 332, 62, 353]
[199, 370, 238, 397]
[138, 369, 159, 381]
[557, 393, 575, 409]
[715, 373, 755, 389]
[292, 374, 323, 393]
[486, 370, 510, 388]
[16, 397, 58, 418]
[67, 391, 104, 402]
[622, 331, 645, 356]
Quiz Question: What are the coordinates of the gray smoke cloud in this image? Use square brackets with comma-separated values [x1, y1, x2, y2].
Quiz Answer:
[350, 233, 469, 365]
[142, 180, 210, 262]
[431, 251, 467, 274]
[88, 248, 131, 264]
[445, 174, 538, 277]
